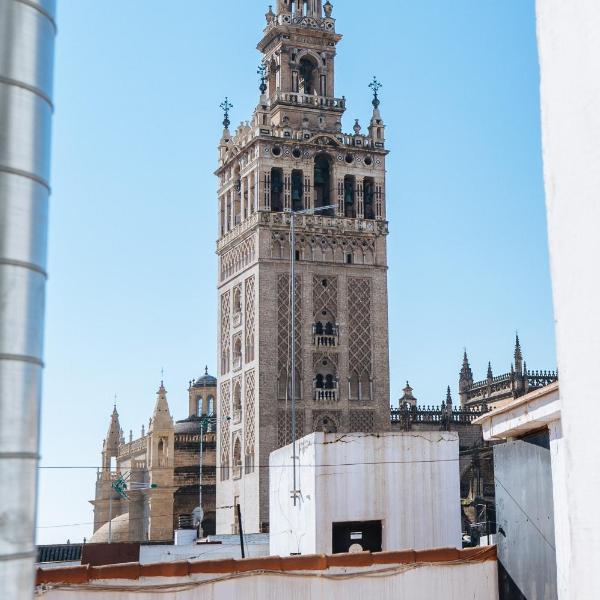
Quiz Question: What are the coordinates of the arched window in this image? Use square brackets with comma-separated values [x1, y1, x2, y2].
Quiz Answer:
[271, 168, 283, 212]
[233, 336, 242, 370]
[233, 381, 242, 423]
[207, 395, 214, 416]
[158, 439, 164, 454]
[314, 414, 337, 434]
[233, 287, 242, 315]
[299, 56, 318, 95]
[364, 177, 375, 219]
[196, 395, 203, 417]
[314, 154, 333, 215]
[344, 175, 356, 218]
[233, 437, 242, 479]
[291, 169, 304, 211]
[315, 374, 324, 388]
[349, 372, 360, 399]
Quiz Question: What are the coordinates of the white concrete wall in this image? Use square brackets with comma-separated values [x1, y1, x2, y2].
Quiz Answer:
[140, 535, 270, 563]
[270, 432, 461, 556]
[536, 2, 600, 598]
[38, 561, 499, 600]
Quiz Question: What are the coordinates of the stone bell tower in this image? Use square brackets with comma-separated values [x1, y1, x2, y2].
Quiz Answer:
[215, 0, 390, 534]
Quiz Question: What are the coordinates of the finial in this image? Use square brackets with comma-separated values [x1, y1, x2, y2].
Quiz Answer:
[265, 4, 275, 23]
[324, 0, 333, 18]
[113, 394, 117, 411]
[353, 119, 361, 134]
[487, 361, 493, 379]
[257, 63, 267, 94]
[220, 97, 233, 129]
[205, 365, 209, 375]
[446, 386, 453, 404]
[369, 76, 382, 108]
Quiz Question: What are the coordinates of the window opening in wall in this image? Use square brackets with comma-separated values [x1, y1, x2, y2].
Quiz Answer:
[364, 177, 375, 219]
[196, 396, 203, 417]
[344, 175, 356, 218]
[346, 253, 353, 264]
[233, 438, 242, 480]
[332, 521, 382, 554]
[299, 56, 317, 95]
[314, 154, 333, 215]
[295, 250, 300, 261]
[271, 168, 283, 212]
[292, 169, 304, 210]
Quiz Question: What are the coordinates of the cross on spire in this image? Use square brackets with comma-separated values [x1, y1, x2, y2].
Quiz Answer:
[220, 97, 233, 129]
[257, 64, 267, 94]
[369, 76, 382, 108]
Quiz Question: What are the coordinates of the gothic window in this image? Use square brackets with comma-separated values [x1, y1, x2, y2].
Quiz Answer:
[233, 436, 242, 479]
[364, 177, 375, 220]
[291, 169, 304, 211]
[232, 379, 242, 423]
[232, 286, 242, 329]
[271, 168, 283, 212]
[314, 153, 333, 215]
[344, 175, 356, 218]
[314, 414, 338, 434]
[233, 335, 242, 371]
[349, 372, 360, 399]
[360, 372, 371, 400]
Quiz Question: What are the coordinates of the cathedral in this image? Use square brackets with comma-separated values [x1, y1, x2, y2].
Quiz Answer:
[90, 372, 217, 542]
[216, 0, 390, 534]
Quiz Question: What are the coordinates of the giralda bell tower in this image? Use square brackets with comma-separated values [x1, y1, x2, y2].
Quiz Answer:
[215, 0, 390, 534]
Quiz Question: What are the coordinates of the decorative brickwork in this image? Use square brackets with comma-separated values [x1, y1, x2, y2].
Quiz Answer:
[348, 277, 372, 381]
[277, 409, 305, 448]
[220, 291, 231, 375]
[277, 274, 303, 398]
[244, 275, 256, 362]
[220, 235, 256, 281]
[313, 275, 338, 318]
[219, 380, 231, 480]
[312, 410, 343, 433]
[349, 410, 374, 433]
[244, 370, 256, 472]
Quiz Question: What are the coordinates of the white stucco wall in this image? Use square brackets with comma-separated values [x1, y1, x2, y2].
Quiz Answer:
[536, 2, 600, 598]
[38, 561, 499, 600]
[269, 432, 461, 556]
[139, 534, 270, 563]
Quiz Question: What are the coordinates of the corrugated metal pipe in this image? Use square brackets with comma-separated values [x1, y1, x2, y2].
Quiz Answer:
[0, 0, 56, 597]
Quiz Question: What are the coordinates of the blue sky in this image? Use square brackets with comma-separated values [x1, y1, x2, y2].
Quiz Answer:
[37, 0, 554, 544]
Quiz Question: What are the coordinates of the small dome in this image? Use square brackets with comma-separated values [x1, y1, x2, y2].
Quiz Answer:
[192, 366, 216, 388]
[175, 416, 204, 435]
[89, 513, 129, 543]
[175, 415, 216, 435]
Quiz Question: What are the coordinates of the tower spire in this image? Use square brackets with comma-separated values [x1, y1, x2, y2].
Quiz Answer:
[514, 332, 523, 374]
[368, 76, 385, 143]
[487, 361, 493, 380]
[150, 380, 173, 432]
[446, 385, 453, 405]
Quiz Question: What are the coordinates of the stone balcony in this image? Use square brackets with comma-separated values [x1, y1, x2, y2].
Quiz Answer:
[315, 388, 338, 402]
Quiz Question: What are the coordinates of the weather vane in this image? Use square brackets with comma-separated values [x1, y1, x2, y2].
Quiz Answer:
[220, 97, 233, 129]
[257, 63, 267, 94]
[369, 76, 382, 108]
